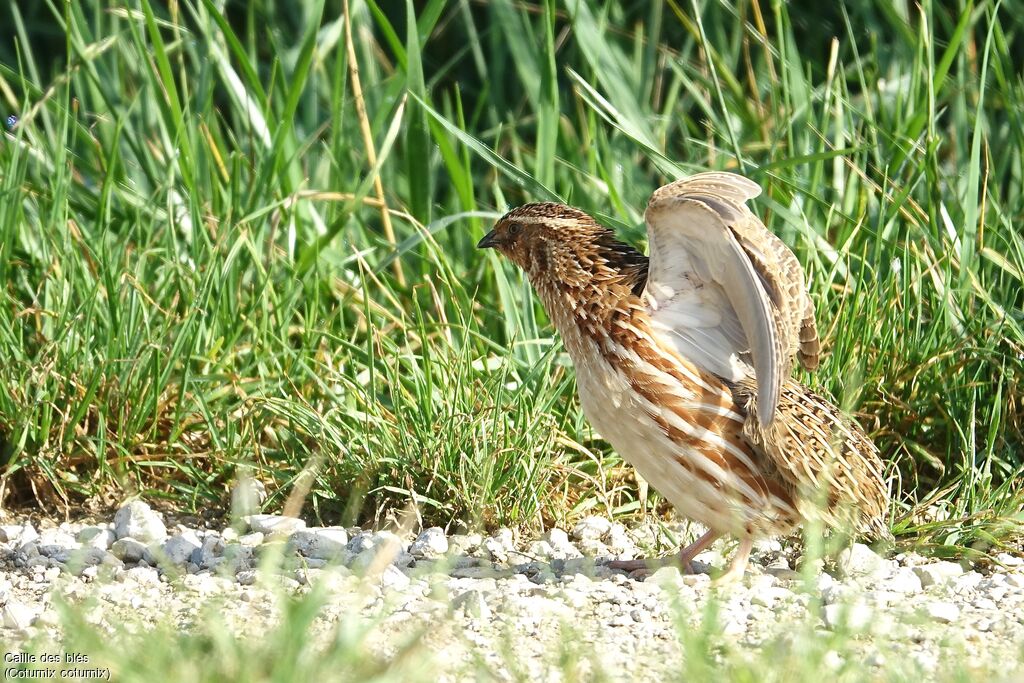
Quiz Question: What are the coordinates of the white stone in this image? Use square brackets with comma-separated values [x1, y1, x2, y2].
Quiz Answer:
[912, 561, 964, 587]
[720, 617, 746, 636]
[822, 650, 844, 670]
[577, 538, 610, 558]
[837, 543, 890, 578]
[38, 528, 77, 548]
[546, 528, 571, 548]
[648, 566, 684, 587]
[747, 573, 776, 592]
[866, 651, 886, 667]
[913, 651, 938, 672]
[606, 524, 636, 555]
[571, 516, 612, 542]
[2, 601, 35, 629]
[753, 538, 784, 554]
[77, 527, 116, 550]
[987, 585, 1009, 603]
[349, 531, 408, 572]
[527, 541, 555, 561]
[238, 532, 265, 547]
[380, 565, 411, 591]
[923, 601, 960, 623]
[821, 581, 851, 605]
[0, 524, 29, 544]
[122, 566, 160, 585]
[236, 570, 257, 586]
[971, 597, 998, 611]
[543, 529, 583, 560]
[113, 501, 167, 543]
[951, 571, 984, 594]
[288, 528, 350, 560]
[822, 602, 873, 630]
[681, 573, 711, 587]
[483, 529, 515, 563]
[453, 588, 491, 619]
[995, 553, 1023, 567]
[882, 567, 922, 594]
[750, 585, 794, 608]
[447, 533, 482, 555]
[243, 514, 305, 536]
[409, 527, 448, 558]
[18, 524, 40, 547]
[1005, 573, 1024, 589]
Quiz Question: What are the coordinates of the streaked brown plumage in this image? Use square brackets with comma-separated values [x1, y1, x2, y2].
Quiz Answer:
[479, 171, 891, 581]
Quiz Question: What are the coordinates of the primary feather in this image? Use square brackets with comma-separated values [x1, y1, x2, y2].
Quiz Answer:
[644, 172, 818, 427]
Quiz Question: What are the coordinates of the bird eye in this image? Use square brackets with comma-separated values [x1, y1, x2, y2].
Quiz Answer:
[508, 222, 523, 236]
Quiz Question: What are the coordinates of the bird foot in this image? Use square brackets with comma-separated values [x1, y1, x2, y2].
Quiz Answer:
[607, 529, 721, 579]
[710, 537, 754, 585]
[606, 556, 696, 579]
[605, 558, 657, 573]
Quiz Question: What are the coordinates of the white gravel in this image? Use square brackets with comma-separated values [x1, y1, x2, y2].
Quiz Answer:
[1, 502, 1023, 678]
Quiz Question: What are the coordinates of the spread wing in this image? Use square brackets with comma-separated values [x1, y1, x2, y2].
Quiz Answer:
[642, 172, 817, 426]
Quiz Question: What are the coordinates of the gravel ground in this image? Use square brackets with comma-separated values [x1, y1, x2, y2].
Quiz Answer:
[2, 501, 1023, 679]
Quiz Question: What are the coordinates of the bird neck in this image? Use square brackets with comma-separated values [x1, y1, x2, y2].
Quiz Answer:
[527, 242, 648, 355]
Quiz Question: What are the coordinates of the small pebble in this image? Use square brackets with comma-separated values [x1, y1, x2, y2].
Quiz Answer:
[0, 509, 1018, 676]
[243, 514, 306, 536]
[923, 601, 960, 624]
[113, 501, 167, 543]
[410, 528, 449, 559]
[912, 561, 964, 587]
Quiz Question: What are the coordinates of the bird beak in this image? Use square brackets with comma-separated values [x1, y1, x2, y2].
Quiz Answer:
[477, 230, 499, 250]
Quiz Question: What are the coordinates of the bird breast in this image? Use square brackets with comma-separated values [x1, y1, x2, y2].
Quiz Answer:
[553, 305, 798, 537]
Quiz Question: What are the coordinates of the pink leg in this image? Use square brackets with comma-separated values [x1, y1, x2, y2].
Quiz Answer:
[607, 529, 720, 573]
[714, 537, 753, 584]
[677, 529, 719, 567]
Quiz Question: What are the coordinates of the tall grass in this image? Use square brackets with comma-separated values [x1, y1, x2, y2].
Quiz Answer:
[0, 0, 1021, 546]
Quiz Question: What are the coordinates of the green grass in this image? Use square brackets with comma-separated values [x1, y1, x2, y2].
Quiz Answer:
[0, 0, 1022, 555]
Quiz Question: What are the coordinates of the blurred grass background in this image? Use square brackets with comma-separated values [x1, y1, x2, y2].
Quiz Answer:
[0, 0, 1021, 550]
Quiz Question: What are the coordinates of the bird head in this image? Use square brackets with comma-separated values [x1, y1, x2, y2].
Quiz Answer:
[477, 203, 623, 283]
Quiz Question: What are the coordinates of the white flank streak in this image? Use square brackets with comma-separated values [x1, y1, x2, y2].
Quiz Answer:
[628, 390, 764, 505]
[688, 402, 745, 422]
[634, 323, 727, 393]
[608, 345, 697, 401]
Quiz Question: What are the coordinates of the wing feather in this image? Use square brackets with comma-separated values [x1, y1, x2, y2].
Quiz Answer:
[643, 172, 814, 426]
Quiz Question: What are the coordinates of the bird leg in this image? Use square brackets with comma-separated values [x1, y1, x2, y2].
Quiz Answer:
[713, 536, 753, 584]
[607, 529, 719, 574]
[676, 529, 719, 567]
